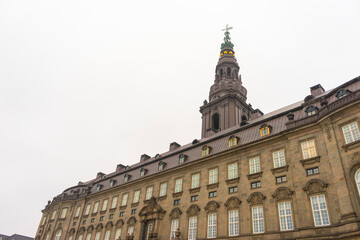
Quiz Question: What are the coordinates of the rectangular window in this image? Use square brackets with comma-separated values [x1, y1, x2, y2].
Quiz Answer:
[93, 202, 99, 213]
[104, 230, 111, 240]
[228, 163, 238, 180]
[91, 218, 95, 223]
[229, 137, 238, 147]
[115, 229, 122, 240]
[273, 149, 286, 168]
[209, 191, 217, 198]
[209, 168, 218, 184]
[61, 208, 68, 219]
[306, 167, 319, 176]
[251, 181, 261, 189]
[207, 213, 217, 238]
[95, 232, 101, 240]
[310, 195, 330, 226]
[82, 220, 86, 225]
[188, 216, 197, 240]
[111, 196, 118, 209]
[229, 186, 238, 193]
[301, 140, 317, 159]
[249, 157, 260, 174]
[131, 209, 136, 214]
[278, 201, 294, 231]
[342, 122, 360, 144]
[160, 183, 167, 197]
[75, 207, 81, 218]
[170, 219, 179, 239]
[42, 216, 47, 225]
[175, 179, 183, 193]
[102, 199, 108, 211]
[229, 210, 239, 236]
[133, 190, 140, 203]
[100, 216, 104, 221]
[191, 195, 198, 202]
[51, 210, 57, 220]
[86, 233, 91, 240]
[109, 214, 114, 219]
[146, 186, 153, 200]
[276, 176, 287, 184]
[120, 212, 124, 217]
[191, 173, 200, 188]
[85, 204, 91, 215]
[128, 227, 134, 235]
[252, 206, 265, 234]
[174, 199, 180, 205]
[121, 193, 128, 206]
[202, 147, 209, 156]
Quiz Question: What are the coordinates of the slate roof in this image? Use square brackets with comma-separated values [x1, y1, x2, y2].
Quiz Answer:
[0, 234, 33, 240]
[48, 75, 360, 206]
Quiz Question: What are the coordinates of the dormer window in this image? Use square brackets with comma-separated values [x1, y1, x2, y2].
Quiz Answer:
[109, 179, 116, 187]
[82, 188, 86, 194]
[70, 190, 74, 195]
[155, 154, 161, 159]
[96, 184, 101, 192]
[306, 106, 318, 116]
[336, 89, 350, 99]
[140, 168, 147, 177]
[158, 161, 166, 171]
[179, 154, 187, 164]
[201, 145, 211, 157]
[124, 174, 130, 182]
[228, 136, 239, 147]
[260, 124, 272, 137]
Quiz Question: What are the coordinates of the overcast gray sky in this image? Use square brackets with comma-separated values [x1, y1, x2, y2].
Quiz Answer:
[1, 0, 359, 236]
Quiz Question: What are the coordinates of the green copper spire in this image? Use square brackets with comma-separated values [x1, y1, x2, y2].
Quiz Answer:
[221, 25, 234, 49]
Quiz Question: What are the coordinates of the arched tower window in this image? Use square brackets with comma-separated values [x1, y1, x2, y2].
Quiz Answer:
[220, 69, 223, 77]
[227, 67, 231, 76]
[356, 169, 360, 197]
[212, 113, 220, 130]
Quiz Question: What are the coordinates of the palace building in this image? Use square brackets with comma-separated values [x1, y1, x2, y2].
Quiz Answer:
[35, 29, 360, 240]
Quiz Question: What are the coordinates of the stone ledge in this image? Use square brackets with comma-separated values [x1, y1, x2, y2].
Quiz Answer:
[109, 208, 116, 213]
[226, 177, 240, 185]
[206, 182, 219, 190]
[271, 165, 289, 174]
[247, 171, 263, 180]
[131, 202, 139, 208]
[342, 139, 360, 152]
[188, 187, 201, 194]
[300, 156, 320, 166]
[172, 191, 183, 198]
[158, 195, 167, 201]
[119, 205, 127, 210]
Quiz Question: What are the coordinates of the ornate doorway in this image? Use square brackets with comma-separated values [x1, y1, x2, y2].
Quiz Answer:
[139, 197, 165, 240]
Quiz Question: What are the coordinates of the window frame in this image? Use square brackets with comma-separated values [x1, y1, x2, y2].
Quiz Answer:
[101, 199, 108, 212]
[174, 178, 183, 193]
[310, 194, 330, 227]
[188, 216, 198, 240]
[356, 169, 360, 197]
[209, 168, 218, 184]
[272, 149, 286, 168]
[121, 193, 129, 206]
[342, 121, 360, 144]
[145, 186, 154, 200]
[133, 190, 140, 203]
[170, 219, 179, 240]
[191, 173, 200, 189]
[227, 162, 238, 180]
[277, 201, 294, 231]
[228, 210, 239, 236]
[301, 139, 317, 159]
[61, 208, 68, 219]
[207, 213, 217, 238]
[160, 182, 167, 197]
[252, 205, 265, 234]
[249, 156, 261, 174]
[111, 196, 118, 209]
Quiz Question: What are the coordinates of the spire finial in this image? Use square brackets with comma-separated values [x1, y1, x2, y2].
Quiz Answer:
[221, 25, 234, 49]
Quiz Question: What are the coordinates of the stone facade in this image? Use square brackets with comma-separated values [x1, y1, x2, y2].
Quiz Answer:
[35, 31, 360, 240]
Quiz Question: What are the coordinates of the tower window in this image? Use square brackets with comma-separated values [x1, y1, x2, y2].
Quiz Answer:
[212, 113, 220, 130]
[220, 69, 223, 77]
[227, 67, 231, 76]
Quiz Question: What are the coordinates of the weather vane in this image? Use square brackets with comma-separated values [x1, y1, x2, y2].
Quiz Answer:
[222, 24, 233, 32]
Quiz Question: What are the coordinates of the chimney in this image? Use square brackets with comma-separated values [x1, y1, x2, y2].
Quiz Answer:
[96, 172, 105, 179]
[116, 164, 126, 172]
[250, 109, 264, 120]
[140, 154, 151, 162]
[169, 142, 181, 151]
[310, 84, 325, 97]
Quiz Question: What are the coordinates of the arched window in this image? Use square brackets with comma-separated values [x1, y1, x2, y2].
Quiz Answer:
[212, 113, 220, 130]
[336, 89, 350, 99]
[240, 115, 248, 126]
[178, 154, 187, 164]
[54, 230, 62, 240]
[220, 69, 223, 77]
[356, 169, 360, 197]
[114, 228, 122, 240]
[227, 67, 231, 76]
[306, 106, 318, 116]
